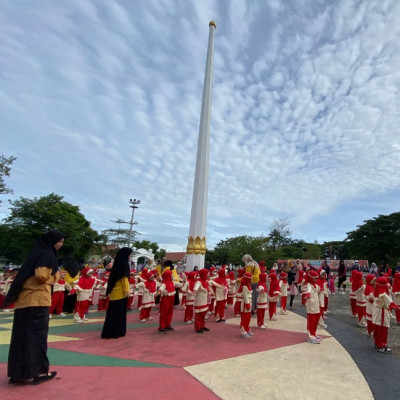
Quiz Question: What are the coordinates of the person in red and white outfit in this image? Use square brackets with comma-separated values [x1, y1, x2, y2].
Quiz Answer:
[372, 277, 399, 353]
[305, 269, 322, 344]
[126, 270, 136, 311]
[349, 270, 358, 318]
[157, 269, 182, 333]
[268, 272, 280, 321]
[364, 274, 376, 337]
[97, 271, 110, 311]
[209, 268, 229, 322]
[279, 272, 288, 315]
[69, 267, 96, 323]
[352, 271, 367, 327]
[234, 269, 245, 317]
[316, 269, 328, 329]
[256, 272, 268, 329]
[50, 270, 66, 317]
[207, 267, 217, 317]
[184, 272, 196, 324]
[193, 269, 210, 333]
[239, 272, 253, 338]
[227, 271, 236, 306]
[392, 272, 400, 324]
[138, 270, 158, 322]
[137, 268, 149, 310]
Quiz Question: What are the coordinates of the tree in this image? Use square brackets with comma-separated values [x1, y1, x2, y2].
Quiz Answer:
[321, 241, 350, 260]
[345, 212, 400, 266]
[268, 217, 292, 252]
[0, 155, 16, 203]
[132, 239, 166, 260]
[102, 218, 139, 248]
[0, 193, 100, 263]
[207, 235, 269, 265]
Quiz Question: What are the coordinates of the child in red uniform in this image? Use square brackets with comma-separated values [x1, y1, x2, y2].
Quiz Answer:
[268, 272, 280, 321]
[256, 272, 268, 329]
[97, 272, 110, 311]
[328, 272, 336, 295]
[227, 271, 236, 306]
[50, 270, 66, 317]
[392, 273, 400, 324]
[207, 267, 217, 317]
[126, 270, 136, 311]
[234, 269, 244, 317]
[364, 274, 375, 337]
[239, 272, 253, 338]
[372, 277, 399, 353]
[137, 268, 149, 310]
[193, 269, 210, 333]
[158, 270, 182, 333]
[209, 268, 229, 322]
[70, 267, 96, 323]
[352, 271, 367, 327]
[139, 271, 157, 322]
[184, 272, 196, 324]
[305, 270, 322, 344]
[349, 270, 358, 318]
[279, 272, 288, 315]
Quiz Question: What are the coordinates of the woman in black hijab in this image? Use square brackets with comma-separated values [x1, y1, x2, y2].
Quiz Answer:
[101, 247, 132, 339]
[61, 256, 80, 313]
[5, 230, 65, 385]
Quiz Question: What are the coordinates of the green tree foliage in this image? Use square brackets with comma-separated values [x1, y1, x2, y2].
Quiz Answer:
[0, 155, 16, 203]
[132, 239, 166, 260]
[0, 193, 100, 263]
[345, 212, 400, 266]
[321, 241, 350, 260]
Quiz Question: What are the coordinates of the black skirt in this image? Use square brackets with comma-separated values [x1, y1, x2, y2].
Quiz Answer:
[63, 290, 77, 313]
[101, 297, 127, 339]
[8, 307, 50, 381]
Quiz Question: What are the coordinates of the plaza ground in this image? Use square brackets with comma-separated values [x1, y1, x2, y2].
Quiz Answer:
[1, 291, 399, 400]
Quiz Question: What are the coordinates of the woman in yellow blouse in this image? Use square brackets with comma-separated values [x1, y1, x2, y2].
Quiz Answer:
[101, 247, 132, 339]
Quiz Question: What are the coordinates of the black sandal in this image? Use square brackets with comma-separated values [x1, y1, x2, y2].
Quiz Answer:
[32, 371, 57, 385]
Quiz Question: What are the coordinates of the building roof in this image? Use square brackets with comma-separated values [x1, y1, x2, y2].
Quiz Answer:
[165, 252, 186, 262]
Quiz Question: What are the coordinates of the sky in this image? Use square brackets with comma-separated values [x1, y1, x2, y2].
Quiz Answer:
[1, 0, 400, 252]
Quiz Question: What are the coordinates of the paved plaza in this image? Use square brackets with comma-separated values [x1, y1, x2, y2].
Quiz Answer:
[1, 297, 399, 400]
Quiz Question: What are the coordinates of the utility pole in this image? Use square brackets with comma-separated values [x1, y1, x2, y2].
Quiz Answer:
[128, 198, 140, 248]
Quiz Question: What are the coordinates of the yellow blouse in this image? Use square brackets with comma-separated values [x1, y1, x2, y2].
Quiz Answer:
[15, 267, 60, 309]
[61, 268, 80, 287]
[109, 277, 130, 301]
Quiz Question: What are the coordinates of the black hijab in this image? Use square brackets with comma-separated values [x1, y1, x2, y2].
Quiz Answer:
[4, 229, 65, 307]
[63, 256, 80, 278]
[106, 247, 132, 296]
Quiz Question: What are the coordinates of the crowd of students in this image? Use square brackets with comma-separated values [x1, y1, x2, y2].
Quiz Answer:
[2, 246, 400, 386]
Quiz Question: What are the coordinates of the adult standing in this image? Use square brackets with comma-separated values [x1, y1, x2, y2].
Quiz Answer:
[5, 230, 65, 385]
[337, 260, 347, 294]
[243, 254, 260, 316]
[101, 247, 132, 339]
[61, 256, 80, 314]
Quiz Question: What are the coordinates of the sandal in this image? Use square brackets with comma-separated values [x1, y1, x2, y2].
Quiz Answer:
[32, 371, 57, 385]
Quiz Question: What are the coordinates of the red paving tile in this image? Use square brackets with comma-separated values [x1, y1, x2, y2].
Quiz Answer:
[0, 364, 219, 400]
[49, 321, 307, 367]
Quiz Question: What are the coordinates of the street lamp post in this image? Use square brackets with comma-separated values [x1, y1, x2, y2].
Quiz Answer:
[128, 198, 140, 248]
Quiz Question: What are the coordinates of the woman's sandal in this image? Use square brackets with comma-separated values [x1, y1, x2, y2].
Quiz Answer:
[32, 371, 57, 385]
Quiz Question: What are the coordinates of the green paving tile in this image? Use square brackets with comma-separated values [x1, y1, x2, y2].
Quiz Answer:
[0, 344, 171, 367]
[49, 323, 103, 335]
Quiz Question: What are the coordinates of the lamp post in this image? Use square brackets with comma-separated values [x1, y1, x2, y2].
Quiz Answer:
[128, 198, 140, 248]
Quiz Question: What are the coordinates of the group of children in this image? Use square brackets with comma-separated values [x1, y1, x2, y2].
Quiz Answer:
[2, 259, 399, 352]
[347, 269, 400, 353]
